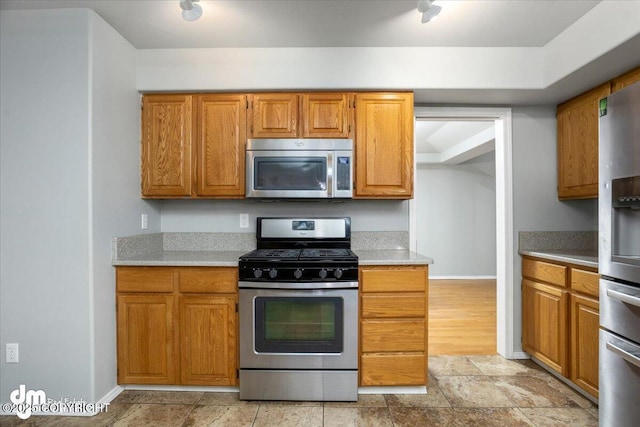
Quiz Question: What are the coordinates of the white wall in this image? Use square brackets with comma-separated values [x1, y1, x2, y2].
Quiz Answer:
[160, 200, 409, 233]
[416, 152, 497, 277]
[89, 12, 152, 401]
[1, 8, 93, 404]
[0, 8, 148, 407]
[511, 106, 598, 352]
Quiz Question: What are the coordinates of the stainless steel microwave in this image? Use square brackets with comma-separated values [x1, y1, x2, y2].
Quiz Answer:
[246, 139, 353, 199]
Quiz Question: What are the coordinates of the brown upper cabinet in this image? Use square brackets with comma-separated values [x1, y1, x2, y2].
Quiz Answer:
[247, 92, 353, 139]
[557, 83, 610, 200]
[354, 92, 414, 199]
[141, 93, 246, 199]
[248, 93, 299, 138]
[194, 94, 246, 197]
[301, 93, 353, 138]
[557, 66, 640, 200]
[141, 94, 193, 197]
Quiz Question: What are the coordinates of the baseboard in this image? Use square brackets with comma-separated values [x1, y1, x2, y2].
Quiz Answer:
[510, 351, 530, 360]
[124, 385, 240, 393]
[429, 276, 498, 280]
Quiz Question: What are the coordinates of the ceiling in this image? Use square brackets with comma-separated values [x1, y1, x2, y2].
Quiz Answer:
[0, 0, 602, 49]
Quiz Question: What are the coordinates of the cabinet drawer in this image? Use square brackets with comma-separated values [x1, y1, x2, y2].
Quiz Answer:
[571, 268, 599, 298]
[522, 258, 567, 287]
[117, 267, 174, 293]
[361, 319, 425, 352]
[360, 267, 427, 293]
[361, 294, 426, 318]
[361, 353, 426, 386]
[178, 268, 237, 293]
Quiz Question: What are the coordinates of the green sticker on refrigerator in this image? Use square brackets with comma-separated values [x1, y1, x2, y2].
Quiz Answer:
[600, 98, 608, 117]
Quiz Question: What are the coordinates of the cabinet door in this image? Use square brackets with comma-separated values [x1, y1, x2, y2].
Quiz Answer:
[522, 279, 569, 375]
[301, 93, 352, 138]
[195, 94, 246, 197]
[570, 294, 599, 398]
[557, 83, 610, 200]
[141, 94, 193, 197]
[249, 93, 299, 138]
[180, 295, 237, 385]
[117, 294, 177, 384]
[354, 93, 414, 199]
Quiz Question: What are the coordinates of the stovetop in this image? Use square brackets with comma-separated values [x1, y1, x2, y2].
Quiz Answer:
[239, 217, 358, 282]
[240, 248, 356, 261]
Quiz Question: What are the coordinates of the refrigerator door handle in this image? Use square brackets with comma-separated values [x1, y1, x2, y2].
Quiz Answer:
[607, 288, 640, 308]
[606, 341, 640, 368]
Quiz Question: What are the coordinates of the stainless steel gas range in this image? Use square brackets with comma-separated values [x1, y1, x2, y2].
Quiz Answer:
[238, 217, 359, 401]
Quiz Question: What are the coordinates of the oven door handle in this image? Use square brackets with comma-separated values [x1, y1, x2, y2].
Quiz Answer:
[606, 341, 640, 368]
[607, 288, 640, 308]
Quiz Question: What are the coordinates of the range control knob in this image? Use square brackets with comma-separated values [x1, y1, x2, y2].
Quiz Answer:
[269, 269, 278, 279]
[319, 268, 328, 279]
[334, 268, 343, 279]
[253, 269, 263, 279]
[294, 269, 303, 279]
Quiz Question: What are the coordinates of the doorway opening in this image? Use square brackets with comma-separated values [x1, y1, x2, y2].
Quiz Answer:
[410, 107, 515, 359]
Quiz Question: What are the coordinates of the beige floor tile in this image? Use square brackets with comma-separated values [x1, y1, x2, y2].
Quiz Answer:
[428, 355, 484, 376]
[323, 394, 386, 407]
[384, 391, 451, 408]
[125, 390, 204, 405]
[452, 408, 535, 427]
[323, 407, 393, 427]
[468, 355, 547, 377]
[112, 403, 194, 427]
[492, 376, 580, 408]
[520, 407, 599, 427]
[436, 376, 514, 408]
[197, 392, 253, 406]
[252, 406, 323, 427]
[182, 405, 258, 427]
[388, 407, 456, 427]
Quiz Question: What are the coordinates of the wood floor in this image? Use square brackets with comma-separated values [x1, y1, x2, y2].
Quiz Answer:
[428, 279, 497, 355]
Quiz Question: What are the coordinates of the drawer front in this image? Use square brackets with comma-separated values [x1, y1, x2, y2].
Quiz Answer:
[360, 267, 427, 293]
[117, 267, 174, 293]
[178, 268, 237, 293]
[361, 353, 426, 386]
[361, 294, 426, 318]
[522, 258, 567, 287]
[600, 278, 640, 344]
[571, 268, 599, 298]
[361, 319, 425, 352]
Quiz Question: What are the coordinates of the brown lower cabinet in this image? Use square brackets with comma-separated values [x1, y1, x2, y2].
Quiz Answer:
[359, 265, 428, 386]
[116, 266, 238, 386]
[521, 256, 599, 398]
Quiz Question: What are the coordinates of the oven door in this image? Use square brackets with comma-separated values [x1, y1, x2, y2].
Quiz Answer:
[239, 286, 358, 370]
[246, 151, 332, 198]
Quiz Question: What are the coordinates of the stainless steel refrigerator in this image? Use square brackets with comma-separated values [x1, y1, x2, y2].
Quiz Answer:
[598, 80, 640, 427]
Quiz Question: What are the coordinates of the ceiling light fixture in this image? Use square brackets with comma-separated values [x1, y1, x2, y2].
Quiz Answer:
[417, 0, 442, 24]
[180, 0, 203, 22]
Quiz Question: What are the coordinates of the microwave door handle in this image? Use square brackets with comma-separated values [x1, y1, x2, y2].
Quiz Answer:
[327, 151, 334, 198]
[607, 288, 640, 308]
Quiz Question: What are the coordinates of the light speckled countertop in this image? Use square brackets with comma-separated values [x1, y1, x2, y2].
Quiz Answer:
[112, 232, 433, 267]
[518, 231, 598, 269]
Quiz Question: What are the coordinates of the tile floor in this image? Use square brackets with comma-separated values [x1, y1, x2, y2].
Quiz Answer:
[0, 355, 598, 427]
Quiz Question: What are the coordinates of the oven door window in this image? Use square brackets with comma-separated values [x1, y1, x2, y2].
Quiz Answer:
[254, 157, 327, 191]
[255, 297, 343, 353]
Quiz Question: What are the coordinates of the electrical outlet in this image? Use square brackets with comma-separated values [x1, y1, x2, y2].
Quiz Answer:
[141, 214, 148, 230]
[6, 343, 18, 363]
[239, 213, 249, 229]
